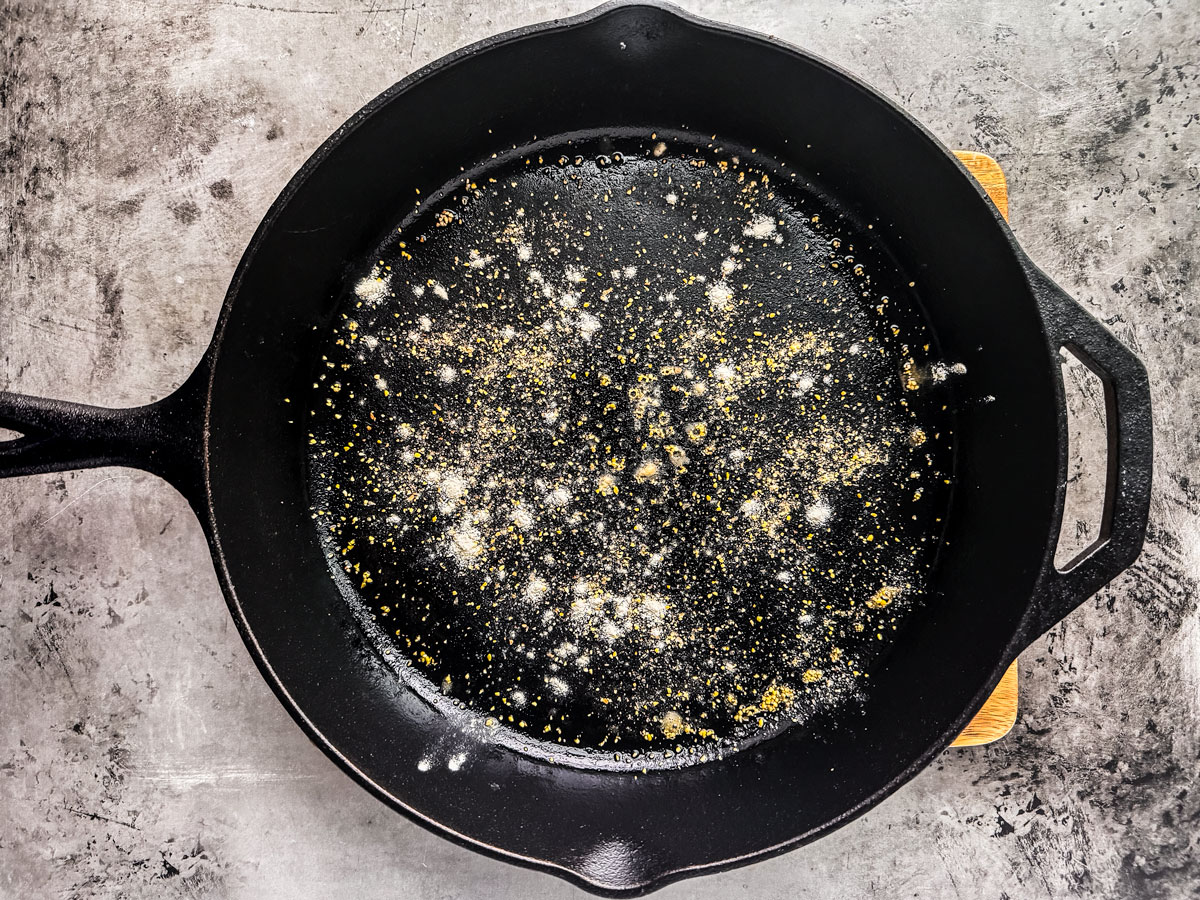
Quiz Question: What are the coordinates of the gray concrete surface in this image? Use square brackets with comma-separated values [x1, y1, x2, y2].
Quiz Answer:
[1, 0, 1197, 897]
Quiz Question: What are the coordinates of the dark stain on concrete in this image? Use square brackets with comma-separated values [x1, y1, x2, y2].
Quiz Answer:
[207, 178, 233, 200]
[93, 268, 125, 378]
[110, 197, 143, 217]
[97, 270, 124, 328]
[169, 200, 200, 225]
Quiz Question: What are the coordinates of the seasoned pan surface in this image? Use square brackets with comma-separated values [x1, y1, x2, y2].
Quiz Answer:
[307, 131, 958, 767]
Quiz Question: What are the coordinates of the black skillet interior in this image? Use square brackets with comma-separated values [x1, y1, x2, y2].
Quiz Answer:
[304, 126, 964, 763]
[0, 2, 1149, 896]
[202, 2, 1065, 893]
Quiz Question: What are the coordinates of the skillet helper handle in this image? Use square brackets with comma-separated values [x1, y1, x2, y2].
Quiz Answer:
[1023, 262, 1153, 639]
[0, 363, 208, 504]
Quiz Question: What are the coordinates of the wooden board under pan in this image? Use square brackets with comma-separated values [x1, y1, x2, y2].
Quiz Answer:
[949, 150, 1019, 748]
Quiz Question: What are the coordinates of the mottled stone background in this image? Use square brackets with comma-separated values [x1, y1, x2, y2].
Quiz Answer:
[1, 1, 1196, 897]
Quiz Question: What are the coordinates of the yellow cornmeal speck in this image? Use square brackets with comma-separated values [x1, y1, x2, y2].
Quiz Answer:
[759, 682, 795, 712]
[733, 704, 760, 723]
[866, 585, 902, 609]
[802, 668, 824, 684]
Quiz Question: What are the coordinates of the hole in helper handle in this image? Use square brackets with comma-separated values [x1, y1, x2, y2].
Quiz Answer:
[0, 360, 209, 508]
[1021, 260, 1153, 644]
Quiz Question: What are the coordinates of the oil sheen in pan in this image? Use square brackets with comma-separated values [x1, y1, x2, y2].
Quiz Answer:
[305, 131, 958, 768]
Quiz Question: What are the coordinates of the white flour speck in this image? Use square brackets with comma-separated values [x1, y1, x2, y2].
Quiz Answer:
[639, 596, 667, 622]
[806, 498, 833, 526]
[440, 472, 468, 500]
[743, 214, 778, 240]
[544, 487, 570, 508]
[447, 752, 467, 771]
[578, 312, 602, 340]
[448, 522, 483, 565]
[790, 373, 814, 396]
[739, 497, 763, 517]
[707, 280, 734, 309]
[355, 270, 390, 303]
[524, 576, 549, 603]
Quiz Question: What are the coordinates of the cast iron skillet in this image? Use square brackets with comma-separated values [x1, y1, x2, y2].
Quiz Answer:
[0, 2, 1152, 894]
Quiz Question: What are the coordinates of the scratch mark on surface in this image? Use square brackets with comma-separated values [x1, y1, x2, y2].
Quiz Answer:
[971, 57, 1061, 106]
[63, 805, 140, 830]
[36, 475, 133, 528]
[408, 7, 421, 59]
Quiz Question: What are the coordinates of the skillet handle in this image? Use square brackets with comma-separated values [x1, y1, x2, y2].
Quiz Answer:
[0, 361, 208, 506]
[1021, 261, 1153, 641]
